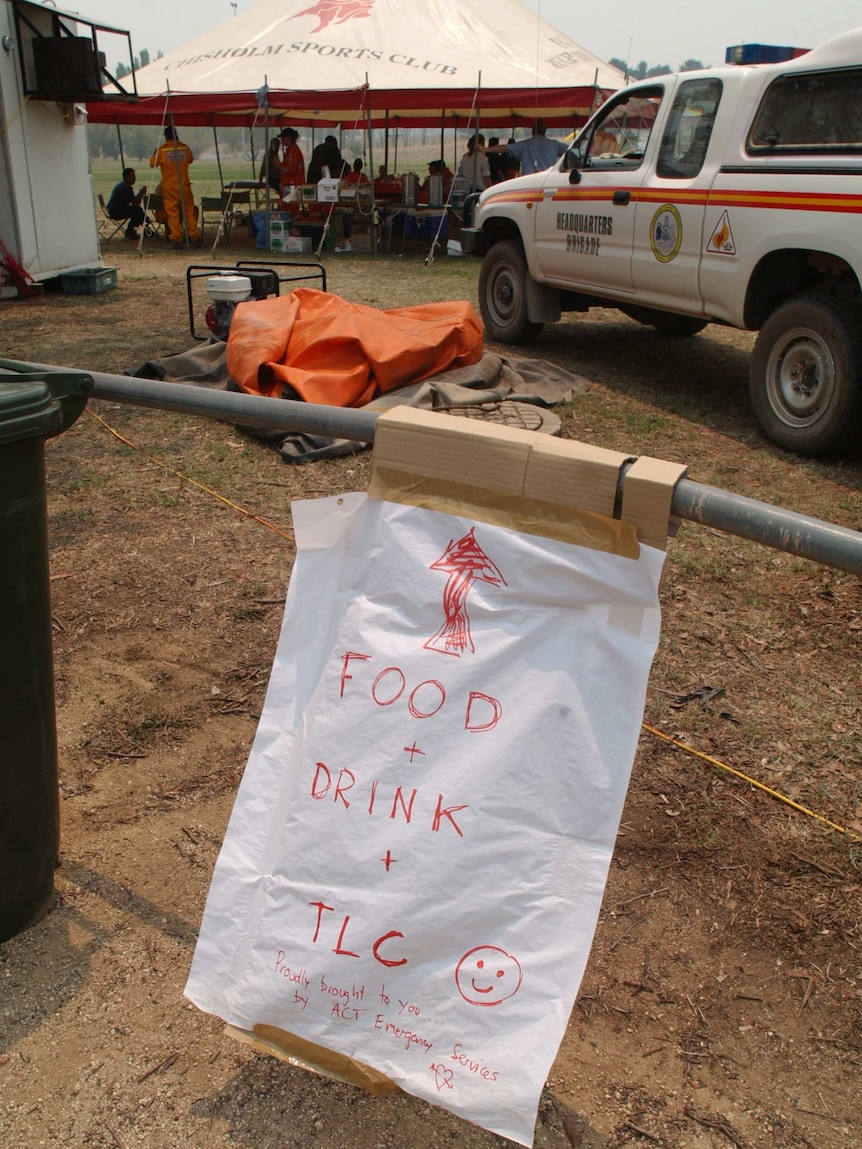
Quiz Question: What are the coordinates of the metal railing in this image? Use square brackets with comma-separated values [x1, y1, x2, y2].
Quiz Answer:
[5, 361, 862, 576]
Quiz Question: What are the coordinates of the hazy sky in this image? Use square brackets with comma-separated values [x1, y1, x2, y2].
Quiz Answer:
[77, 0, 861, 73]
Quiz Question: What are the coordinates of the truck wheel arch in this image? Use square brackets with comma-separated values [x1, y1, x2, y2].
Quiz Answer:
[744, 249, 861, 330]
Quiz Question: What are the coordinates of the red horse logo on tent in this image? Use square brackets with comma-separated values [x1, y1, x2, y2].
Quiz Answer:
[425, 528, 507, 657]
[293, 0, 375, 33]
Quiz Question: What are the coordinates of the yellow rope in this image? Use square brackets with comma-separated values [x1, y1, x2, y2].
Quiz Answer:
[87, 410, 295, 543]
[641, 723, 859, 840]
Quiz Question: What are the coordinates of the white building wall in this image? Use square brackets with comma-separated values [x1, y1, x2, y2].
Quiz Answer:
[0, 2, 101, 283]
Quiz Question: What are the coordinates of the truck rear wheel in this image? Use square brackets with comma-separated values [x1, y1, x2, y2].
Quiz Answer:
[478, 240, 544, 344]
[750, 294, 862, 456]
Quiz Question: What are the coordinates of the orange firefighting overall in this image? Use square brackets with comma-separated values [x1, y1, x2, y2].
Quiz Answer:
[149, 139, 200, 243]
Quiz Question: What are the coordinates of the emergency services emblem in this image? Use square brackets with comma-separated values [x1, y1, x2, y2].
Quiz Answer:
[294, 0, 375, 32]
[650, 205, 682, 263]
[707, 210, 736, 255]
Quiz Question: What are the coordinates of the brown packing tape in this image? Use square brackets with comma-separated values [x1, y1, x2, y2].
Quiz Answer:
[369, 466, 639, 557]
[225, 1023, 401, 1097]
[368, 406, 643, 557]
[620, 455, 689, 551]
[523, 435, 634, 517]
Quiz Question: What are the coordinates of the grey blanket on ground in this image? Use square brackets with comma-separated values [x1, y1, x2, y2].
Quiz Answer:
[133, 340, 589, 462]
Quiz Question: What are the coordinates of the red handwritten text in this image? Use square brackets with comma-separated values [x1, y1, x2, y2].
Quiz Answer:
[373, 1013, 434, 1052]
[310, 765, 469, 837]
[309, 901, 408, 967]
[450, 1042, 500, 1081]
[339, 652, 503, 732]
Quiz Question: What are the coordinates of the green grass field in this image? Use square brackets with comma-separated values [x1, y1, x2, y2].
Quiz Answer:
[90, 157, 263, 203]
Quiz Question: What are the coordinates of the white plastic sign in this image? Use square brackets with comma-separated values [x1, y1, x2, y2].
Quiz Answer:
[185, 493, 665, 1145]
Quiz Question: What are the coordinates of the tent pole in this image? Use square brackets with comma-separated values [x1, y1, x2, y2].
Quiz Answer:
[393, 117, 399, 176]
[366, 99, 377, 255]
[116, 122, 125, 170]
[212, 116, 224, 192]
[384, 111, 390, 175]
[439, 109, 444, 163]
[475, 70, 482, 145]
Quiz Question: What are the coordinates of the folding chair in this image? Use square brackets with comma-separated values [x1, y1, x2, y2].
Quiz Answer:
[200, 191, 251, 242]
[97, 195, 126, 242]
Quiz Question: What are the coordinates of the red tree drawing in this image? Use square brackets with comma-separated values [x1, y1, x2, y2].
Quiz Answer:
[425, 528, 506, 657]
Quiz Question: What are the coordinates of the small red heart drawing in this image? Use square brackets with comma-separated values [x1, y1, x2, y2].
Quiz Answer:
[433, 1065, 454, 1091]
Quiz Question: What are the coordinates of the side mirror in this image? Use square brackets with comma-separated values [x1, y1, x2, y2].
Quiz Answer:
[568, 169, 581, 185]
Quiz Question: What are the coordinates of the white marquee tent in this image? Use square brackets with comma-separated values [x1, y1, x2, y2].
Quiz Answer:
[87, 0, 623, 130]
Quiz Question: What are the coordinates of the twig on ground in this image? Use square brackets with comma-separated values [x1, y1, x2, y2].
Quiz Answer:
[684, 1106, 749, 1148]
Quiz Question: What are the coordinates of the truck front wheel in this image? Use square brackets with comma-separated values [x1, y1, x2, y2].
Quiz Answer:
[750, 294, 862, 456]
[478, 241, 544, 344]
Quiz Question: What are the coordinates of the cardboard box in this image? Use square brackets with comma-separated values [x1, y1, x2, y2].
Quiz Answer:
[280, 236, 313, 253]
[317, 178, 342, 202]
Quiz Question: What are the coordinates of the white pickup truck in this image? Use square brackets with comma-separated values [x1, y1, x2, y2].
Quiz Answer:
[461, 28, 862, 456]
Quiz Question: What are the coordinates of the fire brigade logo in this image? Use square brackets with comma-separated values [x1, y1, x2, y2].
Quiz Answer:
[293, 0, 375, 33]
[650, 204, 682, 263]
[425, 528, 507, 657]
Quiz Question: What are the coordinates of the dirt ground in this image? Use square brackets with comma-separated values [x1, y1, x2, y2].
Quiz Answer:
[1, 237, 861, 1149]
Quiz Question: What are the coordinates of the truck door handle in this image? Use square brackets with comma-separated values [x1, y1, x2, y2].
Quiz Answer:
[613, 190, 631, 205]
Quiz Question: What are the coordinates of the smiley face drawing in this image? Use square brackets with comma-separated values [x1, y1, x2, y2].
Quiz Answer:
[455, 945, 523, 1006]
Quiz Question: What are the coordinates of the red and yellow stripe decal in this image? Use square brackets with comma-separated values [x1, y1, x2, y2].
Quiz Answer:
[482, 188, 545, 206]
[482, 185, 862, 214]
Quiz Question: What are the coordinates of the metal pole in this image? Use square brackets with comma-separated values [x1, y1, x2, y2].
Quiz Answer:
[6, 361, 861, 576]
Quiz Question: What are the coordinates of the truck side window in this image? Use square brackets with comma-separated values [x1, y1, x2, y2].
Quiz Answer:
[749, 67, 862, 152]
[656, 79, 722, 179]
[580, 86, 664, 171]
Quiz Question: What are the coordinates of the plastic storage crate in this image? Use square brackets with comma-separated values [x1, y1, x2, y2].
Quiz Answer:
[60, 267, 118, 295]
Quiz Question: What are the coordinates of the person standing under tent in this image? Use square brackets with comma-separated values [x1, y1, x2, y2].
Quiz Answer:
[486, 120, 566, 175]
[278, 127, 306, 189]
[486, 138, 509, 184]
[149, 126, 200, 247]
[306, 135, 346, 184]
[456, 134, 491, 192]
[259, 138, 282, 195]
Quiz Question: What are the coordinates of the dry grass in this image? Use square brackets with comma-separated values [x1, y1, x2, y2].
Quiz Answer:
[1, 237, 861, 1149]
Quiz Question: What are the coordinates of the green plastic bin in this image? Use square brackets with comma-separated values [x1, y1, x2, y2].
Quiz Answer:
[0, 381, 65, 941]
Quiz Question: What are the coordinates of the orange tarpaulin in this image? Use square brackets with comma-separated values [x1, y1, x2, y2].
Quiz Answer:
[226, 289, 484, 409]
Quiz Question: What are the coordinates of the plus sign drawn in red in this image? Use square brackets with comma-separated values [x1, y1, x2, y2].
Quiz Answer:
[425, 528, 506, 657]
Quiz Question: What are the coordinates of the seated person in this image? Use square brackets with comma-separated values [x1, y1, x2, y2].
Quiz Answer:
[373, 165, 402, 199]
[418, 159, 454, 204]
[502, 138, 521, 180]
[344, 157, 371, 188]
[106, 167, 147, 240]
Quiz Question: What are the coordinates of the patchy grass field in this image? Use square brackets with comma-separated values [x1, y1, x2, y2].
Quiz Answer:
[1, 236, 861, 1149]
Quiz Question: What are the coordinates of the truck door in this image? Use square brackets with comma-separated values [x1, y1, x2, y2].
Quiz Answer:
[631, 78, 723, 310]
[534, 86, 666, 292]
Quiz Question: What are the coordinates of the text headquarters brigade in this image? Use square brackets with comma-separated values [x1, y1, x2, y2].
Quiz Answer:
[557, 211, 612, 255]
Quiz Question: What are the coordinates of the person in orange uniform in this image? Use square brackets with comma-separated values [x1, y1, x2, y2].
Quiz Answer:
[278, 127, 305, 190]
[149, 125, 200, 247]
